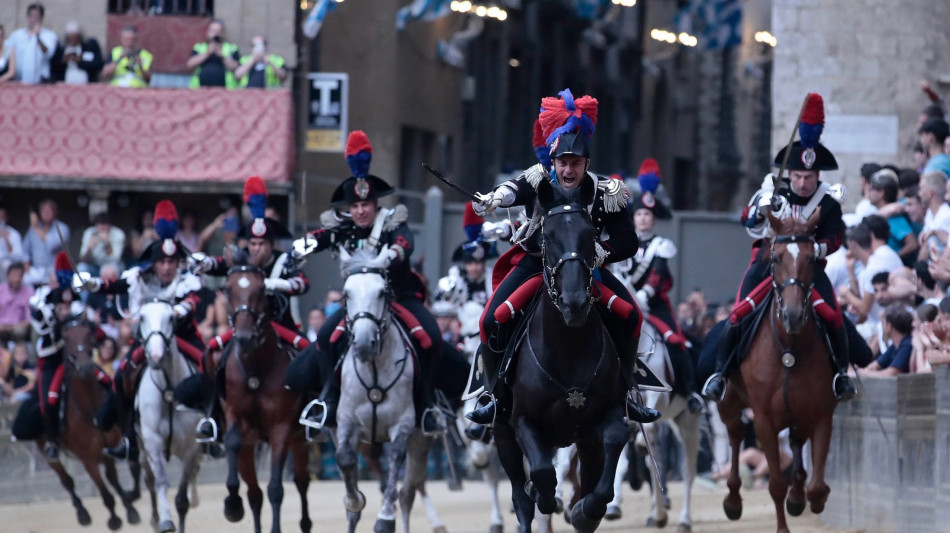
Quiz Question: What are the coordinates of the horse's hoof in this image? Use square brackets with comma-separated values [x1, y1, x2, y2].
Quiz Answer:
[77, 507, 92, 526]
[126, 506, 141, 525]
[344, 490, 366, 513]
[223, 495, 244, 522]
[810, 500, 826, 514]
[723, 500, 742, 521]
[605, 504, 622, 520]
[569, 500, 602, 533]
[158, 519, 175, 533]
[554, 497, 564, 515]
[300, 517, 313, 533]
[563, 504, 572, 524]
[677, 523, 692, 533]
[646, 514, 668, 528]
[108, 516, 123, 531]
[433, 526, 448, 533]
[489, 525, 503, 533]
[786, 497, 806, 517]
[373, 518, 396, 533]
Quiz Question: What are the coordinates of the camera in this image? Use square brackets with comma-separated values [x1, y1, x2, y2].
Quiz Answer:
[211, 36, 222, 44]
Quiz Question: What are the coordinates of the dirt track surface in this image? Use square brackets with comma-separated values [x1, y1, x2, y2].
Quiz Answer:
[0, 476, 857, 533]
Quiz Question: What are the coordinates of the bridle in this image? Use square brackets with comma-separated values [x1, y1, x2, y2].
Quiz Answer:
[540, 203, 596, 310]
[769, 234, 816, 323]
[226, 265, 268, 339]
[60, 316, 93, 370]
[343, 265, 393, 356]
[138, 299, 175, 368]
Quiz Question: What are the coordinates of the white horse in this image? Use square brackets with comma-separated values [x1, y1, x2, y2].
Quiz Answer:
[335, 246, 434, 533]
[622, 320, 701, 532]
[136, 300, 204, 533]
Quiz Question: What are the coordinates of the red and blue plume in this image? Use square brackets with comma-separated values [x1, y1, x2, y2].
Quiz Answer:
[54, 251, 73, 288]
[152, 200, 179, 240]
[462, 201, 484, 242]
[243, 176, 268, 220]
[798, 93, 825, 150]
[637, 158, 661, 195]
[345, 131, 373, 178]
[538, 89, 599, 147]
[532, 119, 552, 168]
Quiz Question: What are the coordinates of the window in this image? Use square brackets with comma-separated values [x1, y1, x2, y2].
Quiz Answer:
[108, 0, 214, 16]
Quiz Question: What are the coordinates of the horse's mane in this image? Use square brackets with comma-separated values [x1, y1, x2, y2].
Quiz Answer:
[340, 248, 388, 275]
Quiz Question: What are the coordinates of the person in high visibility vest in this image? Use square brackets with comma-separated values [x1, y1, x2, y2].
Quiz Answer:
[185, 19, 239, 89]
[101, 25, 152, 88]
[235, 36, 287, 89]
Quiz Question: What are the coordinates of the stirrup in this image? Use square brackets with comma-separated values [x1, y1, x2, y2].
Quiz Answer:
[465, 391, 497, 427]
[701, 373, 726, 403]
[103, 437, 130, 460]
[195, 417, 218, 444]
[832, 372, 857, 402]
[421, 407, 447, 437]
[299, 399, 329, 431]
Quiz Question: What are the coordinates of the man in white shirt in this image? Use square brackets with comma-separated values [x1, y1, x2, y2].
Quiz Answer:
[0, 205, 24, 280]
[6, 3, 57, 84]
[78, 213, 126, 276]
[845, 163, 882, 227]
[918, 170, 950, 260]
[840, 217, 904, 342]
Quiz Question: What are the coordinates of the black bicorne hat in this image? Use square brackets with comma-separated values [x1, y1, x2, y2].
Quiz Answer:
[773, 93, 838, 172]
[629, 191, 672, 220]
[331, 131, 396, 207]
[451, 241, 498, 263]
[550, 131, 591, 159]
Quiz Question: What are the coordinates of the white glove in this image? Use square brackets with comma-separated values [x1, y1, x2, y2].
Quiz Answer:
[191, 253, 215, 274]
[73, 272, 101, 292]
[264, 278, 294, 293]
[634, 289, 650, 311]
[292, 235, 318, 259]
[172, 302, 191, 319]
[474, 189, 507, 216]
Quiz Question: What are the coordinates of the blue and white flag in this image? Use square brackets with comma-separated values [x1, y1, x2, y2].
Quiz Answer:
[675, 0, 742, 50]
[302, 0, 339, 40]
[572, 0, 611, 20]
[396, 0, 452, 31]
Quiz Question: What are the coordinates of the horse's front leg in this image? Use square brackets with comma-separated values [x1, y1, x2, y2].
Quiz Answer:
[175, 445, 202, 533]
[571, 410, 628, 533]
[493, 421, 535, 533]
[785, 434, 807, 517]
[720, 391, 745, 520]
[103, 456, 141, 525]
[377, 416, 412, 533]
[605, 442, 628, 520]
[266, 423, 291, 533]
[806, 413, 833, 514]
[222, 421, 246, 523]
[513, 418, 558, 515]
[335, 419, 365, 533]
[753, 418, 790, 533]
[141, 413, 174, 532]
[289, 431, 312, 533]
[639, 422, 669, 528]
[677, 412, 702, 532]
[47, 452, 92, 526]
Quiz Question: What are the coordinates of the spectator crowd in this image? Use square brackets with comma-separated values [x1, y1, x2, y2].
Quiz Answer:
[1, 3, 288, 89]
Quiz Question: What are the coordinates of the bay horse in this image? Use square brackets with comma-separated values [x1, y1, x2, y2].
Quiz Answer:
[334, 245, 434, 533]
[492, 178, 628, 533]
[214, 264, 311, 533]
[136, 300, 203, 533]
[43, 317, 140, 529]
[719, 209, 835, 533]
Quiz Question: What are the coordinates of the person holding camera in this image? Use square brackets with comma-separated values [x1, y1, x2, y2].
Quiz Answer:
[51, 21, 103, 84]
[235, 36, 287, 89]
[102, 25, 152, 88]
[7, 3, 57, 84]
[186, 19, 240, 89]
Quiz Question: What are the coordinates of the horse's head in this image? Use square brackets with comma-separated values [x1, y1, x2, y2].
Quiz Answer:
[137, 300, 175, 369]
[537, 177, 597, 327]
[225, 264, 268, 352]
[767, 208, 821, 334]
[340, 246, 393, 362]
[60, 315, 97, 377]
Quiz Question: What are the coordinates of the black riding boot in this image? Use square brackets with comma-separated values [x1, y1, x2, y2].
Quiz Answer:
[618, 337, 661, 424]
[465, 344, 508, 426]
[668, 344, 705, 414]
[701, 323, 741, 403]
[43, 407, 60, 462]
[829, 323, 858, 401]
[420, 379, 447, 436]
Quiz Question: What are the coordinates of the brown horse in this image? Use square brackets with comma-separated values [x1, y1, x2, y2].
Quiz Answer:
[40, 317, 140, 530]
[719, 209, 836, 533]
[208, 265, 311, 533]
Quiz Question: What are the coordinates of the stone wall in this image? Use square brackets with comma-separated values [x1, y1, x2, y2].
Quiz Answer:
[771, 0, 950, 210]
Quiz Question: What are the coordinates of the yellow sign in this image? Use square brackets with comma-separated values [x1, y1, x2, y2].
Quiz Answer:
[306, 130, 343, 152]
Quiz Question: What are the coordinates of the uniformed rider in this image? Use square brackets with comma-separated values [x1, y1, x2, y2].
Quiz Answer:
[465, 89, 661, 430]
[435, 202, 497, 307]
[288, 131, 446, 435]
[702, 93, 858, 402]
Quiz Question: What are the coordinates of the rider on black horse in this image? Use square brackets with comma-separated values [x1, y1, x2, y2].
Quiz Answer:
[617, 159, 704, 415]
[288, 131, 447, 436]
[189, 176, 311, 442]
[701, 93, 859, 403]
[465, 89, 662, 437]
[78, 200, 207, 460]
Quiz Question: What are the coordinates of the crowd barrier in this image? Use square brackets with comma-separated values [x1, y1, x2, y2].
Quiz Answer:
[822, 368, 948, 532]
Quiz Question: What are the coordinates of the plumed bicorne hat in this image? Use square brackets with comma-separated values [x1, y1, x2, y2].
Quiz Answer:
[533, 118, 552, 169]
[628, 158, 672, 220]
[140, 200, 191, 263]
[539, 89, 598, 160]
[243, 176, 293, 241]
[451, 201, 497, 262]
[47, 251, 77, 304]
[330, 131, 396, 207]
[773, 93, 838, 172]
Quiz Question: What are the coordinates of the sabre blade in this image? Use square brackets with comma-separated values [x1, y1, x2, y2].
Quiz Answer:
[422, 163, 480, 201]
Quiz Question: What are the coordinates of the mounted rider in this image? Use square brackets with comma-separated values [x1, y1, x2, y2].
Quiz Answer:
[435, 202, 498, 308]
[289, 130, 446, 435]
[22, 253, 110, 461]
[190, 176, 310, 441]
[465, 89, 662, 433]
[701, 93, 858, 402]
[78, 200, 206, 460]
[614, 158, 704, 414]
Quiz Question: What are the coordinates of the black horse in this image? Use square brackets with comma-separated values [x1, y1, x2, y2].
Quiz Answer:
[492, 178, 629, 533]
